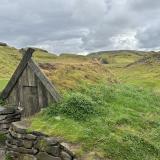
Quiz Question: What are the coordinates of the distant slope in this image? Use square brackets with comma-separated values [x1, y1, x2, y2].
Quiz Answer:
[89, 50, 148, 56]
[0, 45, 117, 91]
[107, 51, 160, 92]
[126, 52, 160, 67]
[88, 50, 150, 66]
[1, 45, 160, 91]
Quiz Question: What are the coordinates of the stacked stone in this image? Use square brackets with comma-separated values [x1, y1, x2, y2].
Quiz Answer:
[6, 121, 75, 160]
[0, 106, 21, 134]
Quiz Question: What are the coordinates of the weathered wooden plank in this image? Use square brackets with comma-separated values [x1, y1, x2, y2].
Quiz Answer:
[27, 65, 36, 86]
[37, 77, 51, 108]
[18, 71, 24, 110]
[6, 82, 19, 106]
[47, 91, 55, 105]
[0, 48, 35, 99]
[22, 86, 39, 117]
[28, 59, 60, 102]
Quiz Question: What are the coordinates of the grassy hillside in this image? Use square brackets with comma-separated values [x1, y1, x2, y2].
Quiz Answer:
[0, 46, 160, 159]
[0, 46, 117, 92]
[0, 46, 58, 91]
[88, 50, 160, 92]
[88, 50, 148, 66]
[108, 52, 160, 92]
[30, 84, 160, 160]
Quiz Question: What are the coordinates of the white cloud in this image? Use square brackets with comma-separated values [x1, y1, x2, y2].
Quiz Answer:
[0, 0, 160, 53]
[110, 31, 138, 50]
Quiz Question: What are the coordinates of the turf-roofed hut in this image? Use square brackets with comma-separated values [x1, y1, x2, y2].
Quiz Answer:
[0, 48, 60, 117]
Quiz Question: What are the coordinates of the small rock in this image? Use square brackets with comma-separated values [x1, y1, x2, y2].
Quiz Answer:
[61, 151, 72, 160]
[35, 137, 60, 156]
[46, 145, 60, 157]
[10, 129, 37, 140]
[11, 121, 29, 134]
[0, 115, 7, 121]
[6, 140, 38, 155]
[7, 134, 33, 149]
[0, 123, 10, 130]
[36, 152, 61, 160]
[0, 107, 15, 115]
[45, 137, 59, 146]
[20, 154, 37, 160]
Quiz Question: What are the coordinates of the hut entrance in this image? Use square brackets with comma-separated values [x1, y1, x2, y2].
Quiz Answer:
[0, 48, 60, 117]
[23, 85, 39, 117]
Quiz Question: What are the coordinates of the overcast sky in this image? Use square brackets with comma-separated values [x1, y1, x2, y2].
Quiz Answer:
[0, 0, 160, 54]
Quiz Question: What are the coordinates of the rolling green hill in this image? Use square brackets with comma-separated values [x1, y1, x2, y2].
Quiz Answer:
[88, 50, 149, 66]
[0, 45, 117, 91]
[0, 45, 160, 160]
[0, 45, 58, 91]
[107, 52, 160, 92]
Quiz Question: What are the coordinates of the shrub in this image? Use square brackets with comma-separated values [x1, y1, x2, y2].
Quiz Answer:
[79, 84, 117, 105]
[0, 99, 5, 106]
[61, 93, 96, 121]
[46, 92, 96, 121]
[101, 58, 109, 64]
[5, 154, 13, 160]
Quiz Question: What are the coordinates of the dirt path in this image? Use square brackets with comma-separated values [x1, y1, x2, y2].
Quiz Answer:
[0, 148, 5, 160]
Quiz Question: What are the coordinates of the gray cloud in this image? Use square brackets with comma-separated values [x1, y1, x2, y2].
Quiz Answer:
[0, 0, 159, 53]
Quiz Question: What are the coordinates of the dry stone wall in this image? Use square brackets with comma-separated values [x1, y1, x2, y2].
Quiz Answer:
[6, 121, 75, 160]
[0, 106, 21, 133]
[0, 107, 75, 160]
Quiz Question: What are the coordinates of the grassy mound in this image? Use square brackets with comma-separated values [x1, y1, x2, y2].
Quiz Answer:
[30, 84, 160, 160]
[41, 63, 117, 91]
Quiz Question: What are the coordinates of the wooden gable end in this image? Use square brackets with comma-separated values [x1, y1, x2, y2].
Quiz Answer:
[1, 48, 60, 117]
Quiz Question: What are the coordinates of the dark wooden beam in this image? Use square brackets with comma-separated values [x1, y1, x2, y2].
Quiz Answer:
[0, 48, 35, 99]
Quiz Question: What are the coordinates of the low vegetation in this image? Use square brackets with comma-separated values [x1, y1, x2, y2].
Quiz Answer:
[0, 79, 8, 91]
[1, 46, 160, 159]
[30, 84, 160, 160]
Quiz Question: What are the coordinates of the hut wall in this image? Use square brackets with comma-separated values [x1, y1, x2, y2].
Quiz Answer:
[6, 65, 55, 117]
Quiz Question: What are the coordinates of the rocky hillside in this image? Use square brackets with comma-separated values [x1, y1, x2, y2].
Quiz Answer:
[126, 52, 160, 67]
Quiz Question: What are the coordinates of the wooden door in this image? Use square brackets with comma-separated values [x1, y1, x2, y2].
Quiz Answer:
[22, 86, 40, 117]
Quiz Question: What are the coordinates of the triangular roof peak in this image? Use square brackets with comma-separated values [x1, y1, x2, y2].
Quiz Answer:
[0, 48, 35, 99]
[0, 48, 60, 114]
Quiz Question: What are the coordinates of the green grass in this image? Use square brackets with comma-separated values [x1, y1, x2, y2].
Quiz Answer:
[30, 84, 160, 160]
[110, 63, 160, 92]
[0, 45, 116, 91]
[1, 46, 160, 159]
[0, 79, 8, 91]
